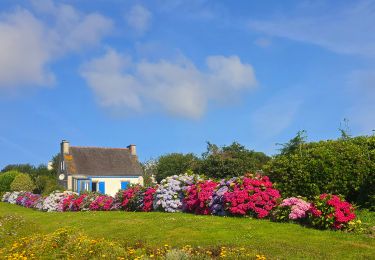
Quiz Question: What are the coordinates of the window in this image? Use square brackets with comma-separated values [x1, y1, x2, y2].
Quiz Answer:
[92, 182, 97, 192]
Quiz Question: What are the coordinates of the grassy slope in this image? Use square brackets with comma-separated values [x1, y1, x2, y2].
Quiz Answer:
[0, 203, 374, 259]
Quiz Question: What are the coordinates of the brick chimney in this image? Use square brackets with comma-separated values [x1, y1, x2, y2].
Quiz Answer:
[127, 144, 136, 156]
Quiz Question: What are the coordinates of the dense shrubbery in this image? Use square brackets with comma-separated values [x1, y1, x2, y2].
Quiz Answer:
[0, 170, 19, 192]
[10, 173, 36, 192]
[1, 173, 361, 232]
[264, 135, 375, 210]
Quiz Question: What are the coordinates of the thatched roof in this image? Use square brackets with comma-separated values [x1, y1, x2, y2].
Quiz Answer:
[66, 146, 143, 177]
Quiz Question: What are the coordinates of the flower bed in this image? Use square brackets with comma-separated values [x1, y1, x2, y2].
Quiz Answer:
[1, 173, 359, 232]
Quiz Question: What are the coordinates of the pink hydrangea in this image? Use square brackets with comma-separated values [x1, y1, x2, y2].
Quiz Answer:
[280, 197, 311, 220]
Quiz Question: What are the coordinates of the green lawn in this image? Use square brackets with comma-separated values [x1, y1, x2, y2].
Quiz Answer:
[0, 202, 374, 259]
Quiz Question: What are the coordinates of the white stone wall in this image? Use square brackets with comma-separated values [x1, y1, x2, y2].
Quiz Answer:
[90, 176, 143, 196]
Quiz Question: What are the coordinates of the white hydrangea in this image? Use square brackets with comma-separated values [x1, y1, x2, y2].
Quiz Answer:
[3, 191, 23, 204]
[1, 191, 12, 202]
[41, 190, 77, 212]
[153, 173, 201, 213]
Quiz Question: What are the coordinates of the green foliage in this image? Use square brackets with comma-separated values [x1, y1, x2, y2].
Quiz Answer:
[1, 205, 375, 259]
[199, 142, 270, 179]
[0, 171, 20, 192]
[141, 159, 157, 187]
[10, 173, 36, 192]
[265, 133, 375, 209]
[2, 160, 60, 194]
[155, 153, 200, 182]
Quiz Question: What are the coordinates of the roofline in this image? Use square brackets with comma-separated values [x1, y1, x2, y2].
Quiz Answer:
[70, 146, 130, 150]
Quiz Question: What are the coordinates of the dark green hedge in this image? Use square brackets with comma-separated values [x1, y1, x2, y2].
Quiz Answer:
[264, 136, 375, 210]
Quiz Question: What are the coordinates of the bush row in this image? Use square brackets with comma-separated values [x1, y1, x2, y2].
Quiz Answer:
[1, 173, 359, 231]
[264, 135, 375, 210]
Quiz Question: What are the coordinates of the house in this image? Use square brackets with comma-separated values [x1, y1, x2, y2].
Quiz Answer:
[57, 140, 143, 196]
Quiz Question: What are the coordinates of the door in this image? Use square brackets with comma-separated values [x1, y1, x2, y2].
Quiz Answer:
[98, 181, 105, 194]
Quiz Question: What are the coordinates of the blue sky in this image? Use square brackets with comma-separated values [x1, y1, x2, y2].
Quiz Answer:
[0, 0, 374, 169]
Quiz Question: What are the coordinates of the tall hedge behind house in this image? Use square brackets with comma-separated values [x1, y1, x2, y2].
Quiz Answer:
[264, 135, 375, 209]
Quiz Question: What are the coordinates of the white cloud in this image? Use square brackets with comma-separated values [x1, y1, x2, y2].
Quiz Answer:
[81, 49, 257, 119]
[126, 5, 152, 34]
[249, 1, 375, 56]
[0, 0, 112, 89]
[250, 90, 303, 138]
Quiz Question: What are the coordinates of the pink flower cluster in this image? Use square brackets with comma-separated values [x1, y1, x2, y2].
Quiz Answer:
[280, 197, 311, 220]
[119, 186, 141, 210]
[183, 180, 218, 215]
[89, 195, 113, 211]
[223, 175, 281, 218]
[15, 192, 41, 208]
[62, 194, 88, 211]
[142, 187, 157, 212]
[310, 194, 356, 230]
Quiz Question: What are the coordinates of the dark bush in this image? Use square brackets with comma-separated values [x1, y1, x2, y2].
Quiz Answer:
[0, 171, 20, 192]
[264, 135, 375, 210]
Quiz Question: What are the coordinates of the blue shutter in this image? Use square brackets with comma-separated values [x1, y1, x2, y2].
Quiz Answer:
[121, 181, 129, 190]
[98, 182, 105, 194]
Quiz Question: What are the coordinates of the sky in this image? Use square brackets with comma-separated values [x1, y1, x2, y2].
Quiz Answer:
[0, 0, 374, 169]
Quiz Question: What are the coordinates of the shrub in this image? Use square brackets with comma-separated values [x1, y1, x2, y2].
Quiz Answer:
[10, 173, 36, 192]
[153, 173, 202, 212]
[89, 195, 114, 211]
[114, 185, 142, 211]
[155, 153, 200, 182]
[199, 142, 270, 179]
[0, 171, 20, 192]
[272, 197, 311, 222]
[264, 134, 375, 209]
[309, 194, 356, 230]
[183, 180, 218, 215]
[223, 174, 281, 218]
[42, 191, 77, 212]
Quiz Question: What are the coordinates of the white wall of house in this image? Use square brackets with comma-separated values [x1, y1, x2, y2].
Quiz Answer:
[90, 176, 144, 196]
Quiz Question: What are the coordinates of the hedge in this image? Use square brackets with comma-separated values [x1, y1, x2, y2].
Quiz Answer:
[264, 135, 375, 210]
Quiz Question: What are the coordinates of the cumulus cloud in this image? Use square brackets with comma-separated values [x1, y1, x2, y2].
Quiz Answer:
[126, 5, 152, 34]
[249, 1, 375, 56]
[81, 49, 257, 119]
[0, 0, 112, 89]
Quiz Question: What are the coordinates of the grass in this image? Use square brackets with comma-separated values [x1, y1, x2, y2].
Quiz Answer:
[0, 202, 374, 259]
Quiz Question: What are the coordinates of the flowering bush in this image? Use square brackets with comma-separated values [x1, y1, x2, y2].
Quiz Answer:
[16, 192, 42, 208]
[309, 194, 356, 230]
[142, 186, 157, 212]
[2, 191, 22, 204]
[223, 175, 281, 218]
[42, 191, 77, 212]
[89, 195, 113, 211]
[0, 176, 361, 233]
[61, 194, 91, 212]
[210, 178, 235, 216]
[272, 197, 311, 222]
[154, 173, 202, 212]
[114, 185, 142, 211]
[183, 180, 218, 215]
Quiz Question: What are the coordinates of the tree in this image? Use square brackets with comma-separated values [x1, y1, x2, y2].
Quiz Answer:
[10, 173, 36, 192]
[0, 170, 20, 192]
[141, 159, 158, 187]
[277, 130, 307, 155]
[199, 142, 270, 179]
[155, 153, 200, 182]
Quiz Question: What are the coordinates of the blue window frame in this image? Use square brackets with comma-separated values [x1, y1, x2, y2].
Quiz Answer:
[121, 181, 129, 190]
[98, 181, 105, 194]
